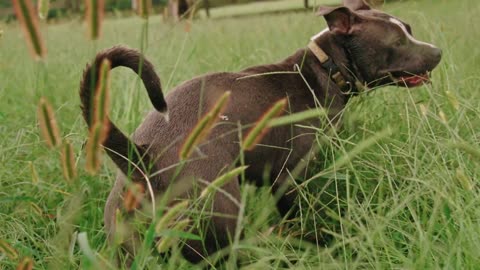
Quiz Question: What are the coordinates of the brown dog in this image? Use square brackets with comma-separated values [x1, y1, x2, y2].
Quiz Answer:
[80, 0, 441, 263]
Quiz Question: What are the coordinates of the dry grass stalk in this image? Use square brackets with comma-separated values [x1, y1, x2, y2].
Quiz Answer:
[138, 0, 152, 18]
[29, 202, 43, 216]
[12, 0, 47, 59]
[61, 140, 77, 182]
[123, 183, 145, 212]
[85, 0, 105, 40]
[93, 58, 111, 142]
[29, 161, 39, 184]
[0, 239, 18, 259]
[184, 4, 195, 32]
[37, 0, 49, 20]
[179, 91, 231, 160]
[242, 98, 287, 151]
[37, 97, 61, 148]
[85, 123, 103, 174]
[16, 257, 33, 270]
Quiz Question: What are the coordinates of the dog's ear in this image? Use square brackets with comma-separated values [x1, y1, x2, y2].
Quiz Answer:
[316, 6, 360, 35]
[343, 0, 371, 11]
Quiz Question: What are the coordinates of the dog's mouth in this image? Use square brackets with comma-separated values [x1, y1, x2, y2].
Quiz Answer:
[389, 71, 431, 88]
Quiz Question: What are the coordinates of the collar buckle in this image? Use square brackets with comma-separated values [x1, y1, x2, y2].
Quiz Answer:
[307, 41, 361, 94]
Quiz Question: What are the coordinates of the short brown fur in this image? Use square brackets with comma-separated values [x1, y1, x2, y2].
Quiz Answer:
[79, 0, 441, 263]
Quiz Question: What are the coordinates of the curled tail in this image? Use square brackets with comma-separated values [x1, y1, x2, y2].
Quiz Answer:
[79, 46, 167, 178]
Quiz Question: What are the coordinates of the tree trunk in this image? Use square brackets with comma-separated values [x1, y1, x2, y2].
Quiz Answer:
[304, 0, 309, 9]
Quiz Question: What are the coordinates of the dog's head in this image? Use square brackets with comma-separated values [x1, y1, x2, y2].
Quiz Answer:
[317, 0, 442, 88]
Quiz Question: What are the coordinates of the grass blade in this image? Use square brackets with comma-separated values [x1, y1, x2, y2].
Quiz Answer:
[447, 142, 480, 162]
[37, 97, 61, 148]
[156, 219, 190, 253]
[61, 140, 77, 182]
[331, 127, 392, 170]
[85, 0, 104, 40]
[200, 166, 249, 199]
[12, 0, 46, 60]
[268, 108, 326, 128]
[242, 98, 287, 151]
[179, 91, 231, 160]
[77, 232, 98, 267]
[304, 127, 392, 185]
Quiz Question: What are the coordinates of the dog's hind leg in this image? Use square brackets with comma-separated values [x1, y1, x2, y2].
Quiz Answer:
[176, 150, 242, 263]
[181, 178, 241, 264]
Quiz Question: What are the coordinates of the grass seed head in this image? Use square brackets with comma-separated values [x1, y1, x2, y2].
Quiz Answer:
[439, 110, 448, 124]
[61, 140, 77, 182]
[456, 168, 473, 190]
[155, 200, 189, 233]
[12, 0, 46, 60]
[179, 91, 231, 160]
[85, 0, 104, 40]
[0, 239, 18, 260]
[445, 90, 460, 110]
[85, 123, 103, 175]
[16, 257, 33, 270]
[419, 103, 428, 116]
[200, 166, 248, 199]
[92, 58, 111, 142]
[156, 219, 191, 253]
[29, 202, 43, 216]
[242, 98, 287, 151]
[123, 183, 145, 212]
[28, 161, 39, 184]
[37, 97, 61, 148]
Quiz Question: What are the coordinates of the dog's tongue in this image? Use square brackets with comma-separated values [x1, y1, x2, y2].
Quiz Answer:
[401, 74, 429, 87]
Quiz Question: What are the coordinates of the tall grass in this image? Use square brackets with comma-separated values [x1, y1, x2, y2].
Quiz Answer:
[0, 0, 479, 268]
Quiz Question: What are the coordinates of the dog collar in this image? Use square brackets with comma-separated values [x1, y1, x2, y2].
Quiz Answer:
[308, 41, 363, 94]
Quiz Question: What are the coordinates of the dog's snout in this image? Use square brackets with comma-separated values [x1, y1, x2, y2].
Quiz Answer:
[433, 47, 442, 63]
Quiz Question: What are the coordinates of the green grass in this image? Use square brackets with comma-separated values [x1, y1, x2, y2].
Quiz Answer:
[195, 0, 336, 19]
[1, 0, 480, 268]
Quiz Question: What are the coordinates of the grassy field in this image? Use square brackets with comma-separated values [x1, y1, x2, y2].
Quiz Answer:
[1, 0, 480, 269]
[195, 0, 336, 19]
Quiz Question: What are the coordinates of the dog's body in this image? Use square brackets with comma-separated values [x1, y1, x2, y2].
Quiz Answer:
[80, 0, 441, 263]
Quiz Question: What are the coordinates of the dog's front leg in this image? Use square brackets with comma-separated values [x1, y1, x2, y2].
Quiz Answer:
[271, 172, 332, 245]
[271, 172, 298, 220]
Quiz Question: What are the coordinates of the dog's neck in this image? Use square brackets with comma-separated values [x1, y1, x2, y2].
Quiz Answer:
[307, 29, 366, 95]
